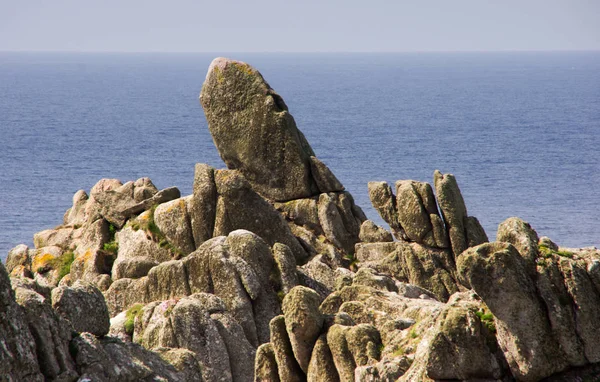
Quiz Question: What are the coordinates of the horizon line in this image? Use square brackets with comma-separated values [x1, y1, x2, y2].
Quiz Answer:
[1, 49, 599, 54]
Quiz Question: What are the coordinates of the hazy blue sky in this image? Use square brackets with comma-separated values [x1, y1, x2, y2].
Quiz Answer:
[1, 0, 598, 52]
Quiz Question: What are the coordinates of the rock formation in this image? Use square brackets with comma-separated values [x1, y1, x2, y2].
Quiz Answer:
[3, 57, 600, 382]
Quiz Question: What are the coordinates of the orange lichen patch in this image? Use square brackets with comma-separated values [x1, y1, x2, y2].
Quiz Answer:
[32, 253, 58, 273]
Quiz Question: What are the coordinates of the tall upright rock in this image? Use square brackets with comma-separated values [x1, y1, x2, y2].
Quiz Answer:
[200, 57, 342, 202]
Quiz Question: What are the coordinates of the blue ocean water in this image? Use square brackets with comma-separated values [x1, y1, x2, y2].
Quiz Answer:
[1, 52, 599, 260]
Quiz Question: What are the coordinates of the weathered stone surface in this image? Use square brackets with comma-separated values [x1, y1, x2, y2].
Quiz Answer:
[430, 214, 449, 248]
[465, 215, 488, 247]
[424, 305, 505, 380]
[33, 226, 76, 249]
[31, 245, 68, 288]
[120, 186, 182, 218]
[6, 243, 32, 276]
[310, 156, 344, 193]
[154, 196, 196, 256]
[113, 257, 158, 280]
[211, 311, 256, 382]
[115, 224, 171, 261]
[64, 189, 89, 226]
[136, 295, 241, 382]
[433, 170, 468, 257]
[71, 332, 190, 381]
[275, 197, 322, 234]
[14, 283, 77, 380]
[133, 177, 159, 202]
[327, 324, 356, 381]
[282, 286, 325, 372]
[255, 343, 280, 382]
[536, 257, 587, 366]
[356, 241, 458, 302]
[190, 163, 218, 247]
[0, 262, 44, 381]
[367, 181, 403, 239]
[51, 280, 110, 336]
[213, 169, 308, 263]
[270, 315, 305, 382]
[273, 243, 298, 294]
[201, 57, 318, 201]
[457, 242, 568, 381]
[395, 180, 433, 244]
[307, 334, 340, 382]
[318, 192, 355, 254]
[497, 216, 540, 269]
[559, 258, 600, 363]
[359, 220, 393, 243]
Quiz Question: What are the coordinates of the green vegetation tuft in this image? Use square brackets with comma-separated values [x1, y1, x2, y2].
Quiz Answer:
[124, 303, 144, 336]
[56, 251, 75, 282]
[539, 244, 574, 259]
[277, 290, 286, 303]
[476, 310, 497, 334]
[103, 241, 119, 255]
[409, 327, 418, 339]
[392, 346, 405, 357]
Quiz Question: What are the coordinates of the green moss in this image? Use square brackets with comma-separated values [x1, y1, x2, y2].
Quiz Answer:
[56, 251, 75, 281]
[392, 346, 405, 357]
[124, 303, 144, 336]
[103, 241, 119, 255]
[277, 290, 285, 303]
[539, 244, 574, 259]
[476, 309, 497, 334]
[409, 327, 418, 339]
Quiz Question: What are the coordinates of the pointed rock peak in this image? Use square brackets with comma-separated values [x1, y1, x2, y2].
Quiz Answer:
[200, 57, 319, 201]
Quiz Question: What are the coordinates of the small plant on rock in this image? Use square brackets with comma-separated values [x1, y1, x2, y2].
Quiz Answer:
[124, 303, 144, 336]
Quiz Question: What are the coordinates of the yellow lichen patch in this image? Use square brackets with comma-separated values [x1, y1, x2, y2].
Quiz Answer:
[32, 253, 58, 273]
[233, 62, 255, 77]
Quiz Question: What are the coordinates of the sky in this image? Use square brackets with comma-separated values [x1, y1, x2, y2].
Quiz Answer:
[0, 0, 598, 52]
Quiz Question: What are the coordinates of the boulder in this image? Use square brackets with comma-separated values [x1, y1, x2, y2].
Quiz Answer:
[367, 181, 403, 240]
[457, 242, 568, 381]
[189, 163, 218, 246]
[282, 286, 325, 372]
[5, 243, 32, 277]
[394, 180, 434, 245]
[255, 343, 281, 382]
[433, 170, 468, 257]
[51, 280, 110, 336]
[270, 315, 305, 382]
[200, 57, 318, 201]
[497, 216, 539, 270]
[0, 262, 44, 381]
[358, 220, 393, 243]
[307, 334, 340, 382]
[154, 196, 196, 256]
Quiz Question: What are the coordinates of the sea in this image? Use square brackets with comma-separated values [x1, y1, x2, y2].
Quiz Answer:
[1, 51, 599, 260]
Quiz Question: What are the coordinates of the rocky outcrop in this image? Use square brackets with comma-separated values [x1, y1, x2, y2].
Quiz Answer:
[458, 226, 600, 382]
[3, 57, 600, 382]
[369, 171, 487, 257]
[355, 241, 460, 302]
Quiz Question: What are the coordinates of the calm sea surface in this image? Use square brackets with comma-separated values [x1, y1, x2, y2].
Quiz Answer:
[1, 52, 599, 260]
